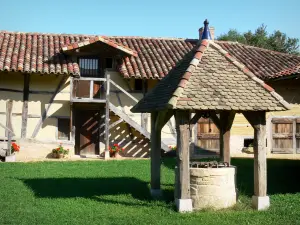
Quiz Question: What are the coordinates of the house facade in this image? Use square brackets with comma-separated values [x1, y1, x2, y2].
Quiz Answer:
[0, 26, 300, 159]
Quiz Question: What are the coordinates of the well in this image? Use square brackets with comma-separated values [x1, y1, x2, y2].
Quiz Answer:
[190, 162, 236, 210]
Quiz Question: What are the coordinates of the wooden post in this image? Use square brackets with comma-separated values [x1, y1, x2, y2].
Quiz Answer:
[70, 104, 75, 144]
[6, 100, 13, 156]
[150, 111, 161, 197]
[174, 110, 193, 212]
[141, 79, 148, 131]
[21, 74, 30, 139]
[141, 113, 148, 131]
[89, 80, 94, 99]
[243, 111, 269, 210]
[104, 73, 110, 159]
[219, 111, 235, 164]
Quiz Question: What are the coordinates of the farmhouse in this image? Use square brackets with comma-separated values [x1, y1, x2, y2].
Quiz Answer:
[0, 21, 300, 159]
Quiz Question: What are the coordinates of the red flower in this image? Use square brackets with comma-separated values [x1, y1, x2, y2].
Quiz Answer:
[114, 144, 118, 147]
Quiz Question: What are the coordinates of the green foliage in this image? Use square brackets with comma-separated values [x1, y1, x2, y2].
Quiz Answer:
[218, 24, 299, 55]
[52, 143, 69, 155]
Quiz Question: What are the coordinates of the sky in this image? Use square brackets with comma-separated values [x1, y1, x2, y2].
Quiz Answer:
[0, 0, 299, 39]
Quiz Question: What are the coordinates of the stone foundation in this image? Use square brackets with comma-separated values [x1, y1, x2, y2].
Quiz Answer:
[190, 167, 236, 210]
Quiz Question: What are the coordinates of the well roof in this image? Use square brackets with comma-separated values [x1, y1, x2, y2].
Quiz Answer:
[131, 40, 291, 112]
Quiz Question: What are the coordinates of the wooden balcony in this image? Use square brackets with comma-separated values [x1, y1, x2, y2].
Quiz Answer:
[70, 77, 107, 103]
[70, 75, 139, 104]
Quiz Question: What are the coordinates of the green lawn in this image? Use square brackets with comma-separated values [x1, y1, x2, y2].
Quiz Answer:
[0, 158, 300, 225]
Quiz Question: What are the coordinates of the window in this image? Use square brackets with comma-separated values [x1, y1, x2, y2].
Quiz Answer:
[105, 58, 113, 69]
[58, 118, 70, 140]
[243, 138, 254, 147]
[79, 57, 99, 77]
[134, 79, 143, 92]
[271, 117, 300, 154]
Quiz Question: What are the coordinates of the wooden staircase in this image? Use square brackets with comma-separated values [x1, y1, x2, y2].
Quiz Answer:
[109, 102, 170, 153]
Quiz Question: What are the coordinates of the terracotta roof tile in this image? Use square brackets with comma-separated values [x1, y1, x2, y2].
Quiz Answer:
[217, 41, 300, 80]
[132, 40, 290, 113]
[0, 31, 299, 80]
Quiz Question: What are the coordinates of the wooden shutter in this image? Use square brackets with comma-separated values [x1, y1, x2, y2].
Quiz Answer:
[272, 118, 294, 153]
[197, 118, 219, 153]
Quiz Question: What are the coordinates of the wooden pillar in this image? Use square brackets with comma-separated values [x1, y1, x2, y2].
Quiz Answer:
[141, 80, 148, 131]
[70, 104, 75, 144]
[6, 100, 13, 156]
[21, 74, 30, 139]
[104, 73, 110, 159]
[243, 111, 269, 210]
[174, 110, 192, 212]
[141, 113, 148, 131]
[150, 111, 161, 196]
[219, 111, 235, 164]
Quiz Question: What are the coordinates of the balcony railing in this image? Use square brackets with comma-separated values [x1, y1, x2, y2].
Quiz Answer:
[70, 75, 139, 104]
[70, 77, 107, 103]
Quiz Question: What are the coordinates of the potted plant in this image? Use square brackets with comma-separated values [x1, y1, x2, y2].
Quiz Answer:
[109, 144, 124, 158]
[5, 142, 20, 162]
[52, 143, 69, 159]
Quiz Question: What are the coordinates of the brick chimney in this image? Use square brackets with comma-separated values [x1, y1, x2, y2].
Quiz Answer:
[199, 19, 215, 40]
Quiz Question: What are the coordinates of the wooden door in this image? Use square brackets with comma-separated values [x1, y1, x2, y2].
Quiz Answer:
[75, 109, 104, 155]
[197, 118, 220, 153]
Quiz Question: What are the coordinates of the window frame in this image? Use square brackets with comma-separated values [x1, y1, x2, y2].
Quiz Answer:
[56, 117, 71, 141]
[78, 56, 100, 78]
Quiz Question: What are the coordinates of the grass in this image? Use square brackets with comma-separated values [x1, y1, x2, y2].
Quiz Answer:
[0, 158, 300, 225]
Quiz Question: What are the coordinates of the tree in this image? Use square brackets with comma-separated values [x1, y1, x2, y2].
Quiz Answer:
[218, 24, 299, 55]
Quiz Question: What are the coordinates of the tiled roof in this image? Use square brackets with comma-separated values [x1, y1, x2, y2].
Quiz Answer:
[0, 31, 195, 77]
[217, 41, 300, 80]
[272, 63, 300, 79]
[0, 30, 299, 80]
[131, 40, 290, 113]
[61, 36, 138, 57]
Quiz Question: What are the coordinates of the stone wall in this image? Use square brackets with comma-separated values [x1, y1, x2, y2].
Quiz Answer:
[190, 167, 236, 210]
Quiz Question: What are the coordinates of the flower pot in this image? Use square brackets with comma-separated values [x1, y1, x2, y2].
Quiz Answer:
[5, 154, 16, 162]
[53, 153, 65, 159]
[110, 152, 122, 158]
[114, 152, 122, 159]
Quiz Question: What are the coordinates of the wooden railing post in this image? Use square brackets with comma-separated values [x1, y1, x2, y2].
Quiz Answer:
[104, 73, 110, 159]
[89, 80, 94, 99]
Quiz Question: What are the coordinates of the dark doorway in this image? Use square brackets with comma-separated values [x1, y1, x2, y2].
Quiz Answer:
[75, 108, 105, 155]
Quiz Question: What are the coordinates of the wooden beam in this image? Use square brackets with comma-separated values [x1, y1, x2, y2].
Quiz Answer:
[155, 110, 174, 131]
[70, 104, 75, 143]
[150, 111, 161, 193]
[219, 111, 235, 164]
[190, 111, 202, 127]
[174, 110, 191, 200]
[89, 80, 94, 99]
[31, 76, 67, 138]
[293, 119, 296, 154]
[0, 122, 15, 136]
[6, 100, 13, 156]
[104, 73, 110, 159]
[243, 111, 267, 198]
[141, 113, 148, 131]
[21, 74, 30, 139]
[209, 111, 221, 130]
[109, 118, 123, 129]
[110, 80, 138, 103]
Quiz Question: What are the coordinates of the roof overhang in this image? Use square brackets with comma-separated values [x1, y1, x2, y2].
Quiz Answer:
[61, 36, 138, 57]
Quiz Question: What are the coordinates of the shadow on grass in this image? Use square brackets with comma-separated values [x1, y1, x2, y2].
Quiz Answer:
[21, 177, 174, 207]
[162, 157, 300, 197]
